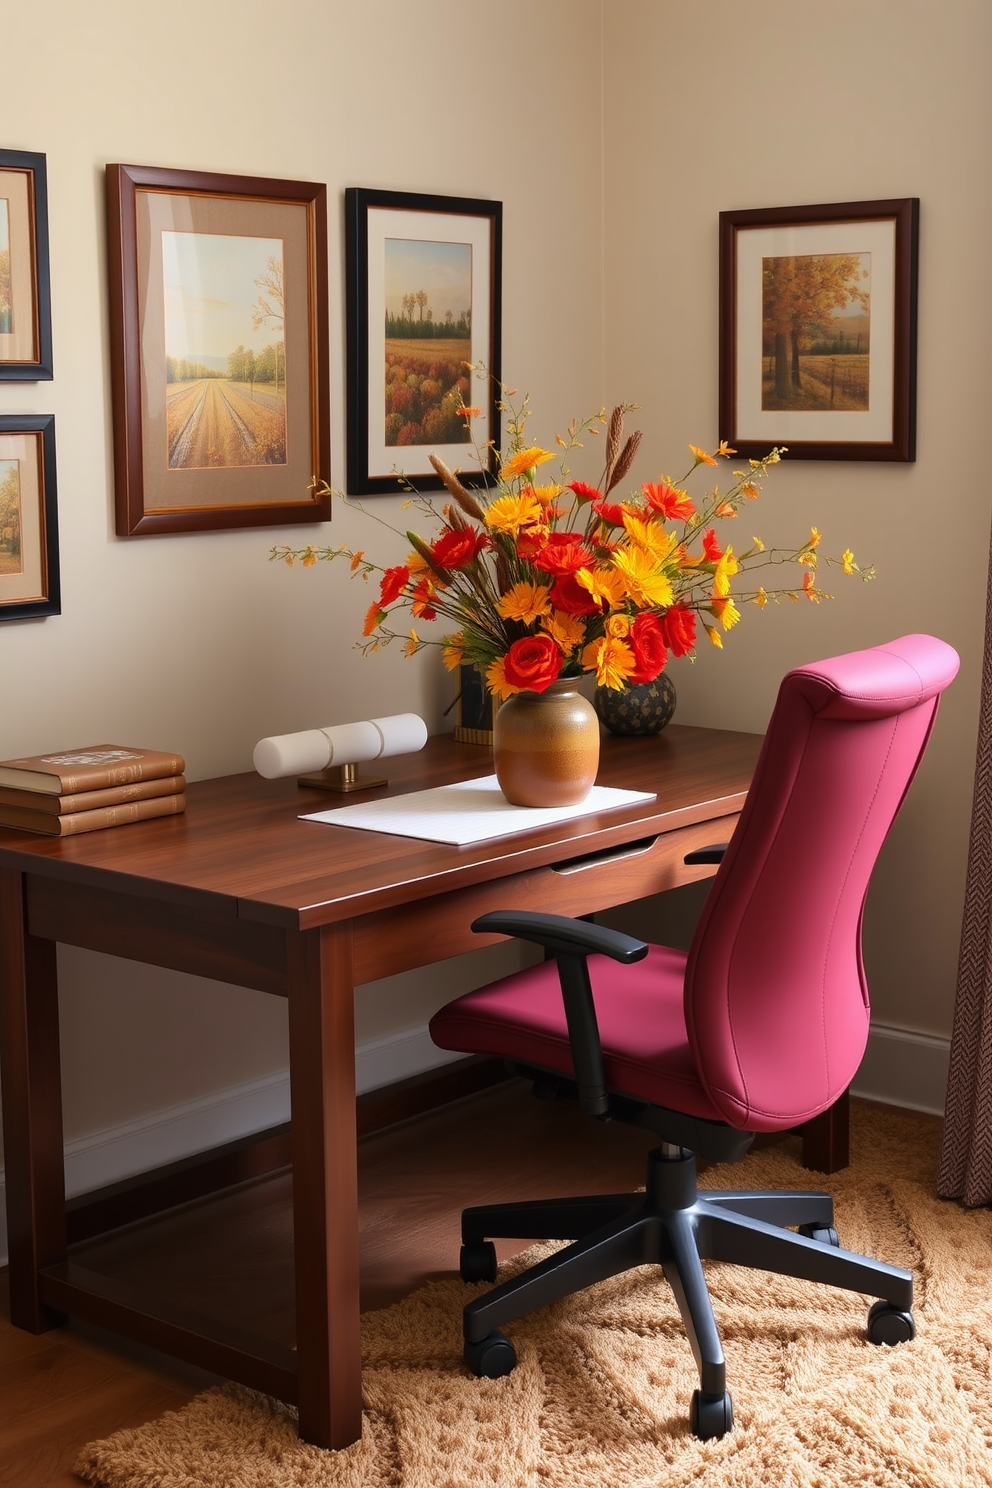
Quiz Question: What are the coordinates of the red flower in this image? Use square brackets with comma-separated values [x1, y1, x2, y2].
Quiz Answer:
[660, 603, 696, 657]
[567, 480, 603, 503]
[502, 634, 563, 693]
[592, 498, 626, 527]
[628, 612, 668, 683]
[701, 529, 723, 563]
[549, 573, 602, 616]
[431, 527, 488, 570]
[642, 482, 696, 521]
[378, 564, 410, 605]
[410, 578, 437, 621]
[533, 531, 595, 577]
[516, 527, 549, 562]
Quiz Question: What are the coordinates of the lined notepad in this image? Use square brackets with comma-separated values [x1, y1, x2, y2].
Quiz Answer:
[301, 774, 656, 847]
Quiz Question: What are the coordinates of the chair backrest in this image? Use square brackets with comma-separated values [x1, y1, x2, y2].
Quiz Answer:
[684, 634, 959, 1132]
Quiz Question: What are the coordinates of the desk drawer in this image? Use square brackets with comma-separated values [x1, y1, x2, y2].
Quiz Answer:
[352, 812, 738, 984]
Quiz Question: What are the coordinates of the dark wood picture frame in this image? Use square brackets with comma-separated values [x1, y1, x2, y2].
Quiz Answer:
[107, 163, 331, 536]
[719, 199, 919, 461]
[0, 149, 53, 381]
[345, 186, 502, 496]
[0, 414, 60, 620]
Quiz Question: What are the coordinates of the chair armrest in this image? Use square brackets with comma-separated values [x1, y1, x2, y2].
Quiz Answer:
[470, 909, 648, 963]
[683, 843, 729, 865]
[471, 911, 647, 1121]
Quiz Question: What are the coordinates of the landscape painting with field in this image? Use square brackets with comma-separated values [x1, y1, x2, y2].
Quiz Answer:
[384, 237, 472, 447]
[0, 200, 11, 334]
[0, 459, 22, 575]
[762, 252, 871, 412]
[163, 231, 286, 469]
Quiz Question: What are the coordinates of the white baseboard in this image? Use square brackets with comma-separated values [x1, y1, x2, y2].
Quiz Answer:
[0, 1020, 950, 1268]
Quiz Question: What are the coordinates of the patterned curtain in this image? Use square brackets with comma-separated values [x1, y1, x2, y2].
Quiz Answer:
[937, 537, 992, 1206]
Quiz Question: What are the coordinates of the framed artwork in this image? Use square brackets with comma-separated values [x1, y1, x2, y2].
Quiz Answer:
[0, 415, 60, 620]
[345, 186, 502, 495]
[0, 149, 53, 381]
[106, 163, 331, 536]
[719, 199, 919, 461]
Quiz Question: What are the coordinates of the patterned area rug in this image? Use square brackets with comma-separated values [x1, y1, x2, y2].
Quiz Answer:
[76, 1107, 992, 1488]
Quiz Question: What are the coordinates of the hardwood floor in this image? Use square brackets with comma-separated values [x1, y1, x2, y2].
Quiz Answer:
[1, 1079, 662, 1486]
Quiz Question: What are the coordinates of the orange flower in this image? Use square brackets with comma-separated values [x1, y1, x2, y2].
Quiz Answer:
[363, 602, 386, 637]
[499, 446, 554, 481]
[689, 444, 718, 467]
[349, 549, 365, 571]
[458, 405, 482, 418]
[442, 635, 465, 670]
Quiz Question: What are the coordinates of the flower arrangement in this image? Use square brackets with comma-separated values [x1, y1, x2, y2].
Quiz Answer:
[272, 378, 870, 700]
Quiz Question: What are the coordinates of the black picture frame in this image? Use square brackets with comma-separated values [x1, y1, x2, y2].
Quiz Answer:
[345, 186, 502, 495]
[0, 415, 60, 620]
[107, 163, 331, 536]
[719, 198, 919, 461]
[0, 149, 53, 381]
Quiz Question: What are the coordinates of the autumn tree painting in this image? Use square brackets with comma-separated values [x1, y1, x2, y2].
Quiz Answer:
[0, 200, 11, 336]
[0, 459, 22, 574]
[163, 234, 287, 469]
[762, 253, 871, 411]
[384, 238, 472, 447]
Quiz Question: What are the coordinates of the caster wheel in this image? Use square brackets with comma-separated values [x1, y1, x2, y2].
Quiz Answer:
[799, 1223, 840, 1247]
[867, 1300, 915, 1345]
[460, 1240, 498, 1283]
[690, 1388, 733, 1440]
[465, 1331, 517, 1378]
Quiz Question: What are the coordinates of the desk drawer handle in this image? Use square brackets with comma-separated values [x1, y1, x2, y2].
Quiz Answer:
[552, 835, 659, 875]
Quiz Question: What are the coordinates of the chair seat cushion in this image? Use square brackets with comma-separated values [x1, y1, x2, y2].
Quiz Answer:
[429, 944, 725, 1122]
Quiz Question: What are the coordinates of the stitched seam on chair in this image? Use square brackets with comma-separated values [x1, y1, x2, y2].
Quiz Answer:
[816, 715, 898, 1104]
[719, 710, 814, 1122]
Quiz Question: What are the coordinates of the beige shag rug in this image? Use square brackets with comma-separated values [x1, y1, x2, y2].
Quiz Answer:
[76, 1107, 992, 1488]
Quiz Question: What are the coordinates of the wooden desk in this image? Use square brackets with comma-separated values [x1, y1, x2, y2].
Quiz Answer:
[1, 725, 774, 1448]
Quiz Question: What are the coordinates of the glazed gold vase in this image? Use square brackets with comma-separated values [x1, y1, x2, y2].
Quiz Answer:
[493, 676, 600, 807]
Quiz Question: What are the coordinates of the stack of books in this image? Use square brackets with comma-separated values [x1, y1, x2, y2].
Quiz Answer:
[0, 744, 187, 836]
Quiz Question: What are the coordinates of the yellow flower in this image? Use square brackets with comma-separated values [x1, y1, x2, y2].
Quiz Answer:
[406, 548, 430, 575]
[497, 581, 553, 624]
[606, 613, 632, 639]
[842, 548, 857, 575]
[611, 546, 675, 608]
[712, 596, 741, 631]
[403, 628, 421, 657]
[755, 587, 768, 608]
[541, 609, 585, 654]
[301, 548, 317, 567]
[530, 483, 562, 505]
[689, 444, 718, 467]
[484, 491, 543, 537]
[713, 546, 738, 598]
[621, 512, 678, 563]
[442, 635, 465, 671]
[577, 565, 626, 609]
[751, 535, 765, 551]
[581, 635, 636, 690]
[718, 440, 737, 457]
[808, 526, 822, 549]
[486, 656, 521, 701]
[499, 446, 554, 481]
[704, 623, 724, 649]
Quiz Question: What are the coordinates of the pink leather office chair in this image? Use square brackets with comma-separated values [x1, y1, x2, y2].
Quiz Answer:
[430, 634, 959, 1439]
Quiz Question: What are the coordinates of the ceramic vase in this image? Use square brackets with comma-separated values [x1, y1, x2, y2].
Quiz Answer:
[593, 674, 677, 736]
[493, 676, 600, 807]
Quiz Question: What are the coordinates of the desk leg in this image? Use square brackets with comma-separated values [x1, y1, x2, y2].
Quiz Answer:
[0, 869, 67, 1332]
[287, 921, 363, 1450]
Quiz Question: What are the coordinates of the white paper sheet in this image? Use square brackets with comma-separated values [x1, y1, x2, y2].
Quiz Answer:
[300, 774, 656, 846]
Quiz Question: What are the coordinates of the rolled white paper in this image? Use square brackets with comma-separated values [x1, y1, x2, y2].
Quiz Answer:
[370, 713, 429, 759]
[253, 713, 428, 779]
[321, 720, 382, 766]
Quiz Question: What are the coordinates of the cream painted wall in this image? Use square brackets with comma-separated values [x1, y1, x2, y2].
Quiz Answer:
[602, 0, 991, 1037]
[0, 0, 606, 1153]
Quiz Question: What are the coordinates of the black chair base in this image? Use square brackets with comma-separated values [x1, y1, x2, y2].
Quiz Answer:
[460, 1146, 914, 1438]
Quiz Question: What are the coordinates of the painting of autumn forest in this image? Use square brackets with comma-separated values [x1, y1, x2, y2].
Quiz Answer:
[762, 252, 871, 412]
[0, 460, 22, 575]
[384, 237, 472, 446]
[163, 232, 287, 469]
